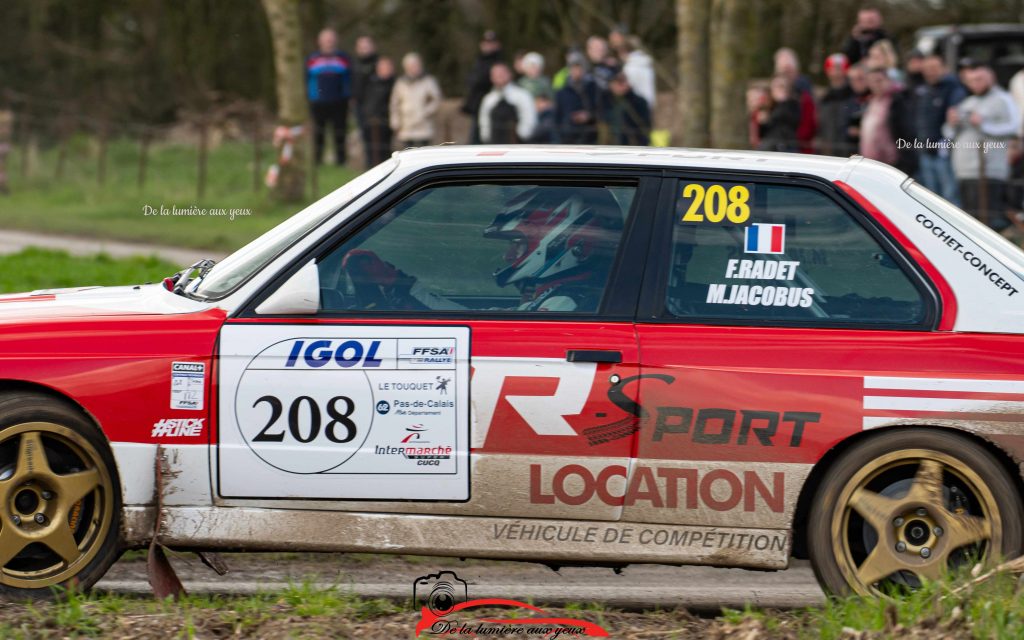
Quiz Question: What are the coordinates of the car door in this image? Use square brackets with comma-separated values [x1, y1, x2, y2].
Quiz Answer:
[217, 168, 659, 522]
[623, 173, 941, 535]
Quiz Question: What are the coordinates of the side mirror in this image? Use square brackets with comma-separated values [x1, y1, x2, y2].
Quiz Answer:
[255, 260, 320, 315]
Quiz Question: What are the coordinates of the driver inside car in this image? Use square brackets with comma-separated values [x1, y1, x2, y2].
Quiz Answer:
[321, 187, 625, 313]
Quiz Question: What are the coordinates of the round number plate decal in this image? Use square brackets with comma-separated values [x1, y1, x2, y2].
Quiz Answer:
[235, 367, 374, 474]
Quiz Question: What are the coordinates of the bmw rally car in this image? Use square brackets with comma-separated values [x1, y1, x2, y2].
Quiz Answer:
[2, 146, 1024, 598]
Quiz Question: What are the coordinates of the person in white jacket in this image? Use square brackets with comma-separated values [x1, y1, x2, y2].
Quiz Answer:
[614, 39, 655, 114]
[943, 65, 1021, 230]
[478, 63, 537, 143]
[610, 29, 656, 116]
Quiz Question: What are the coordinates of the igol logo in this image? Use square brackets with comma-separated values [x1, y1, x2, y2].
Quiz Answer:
[284, 339, 383, 368]
[376, 400, 391, 415]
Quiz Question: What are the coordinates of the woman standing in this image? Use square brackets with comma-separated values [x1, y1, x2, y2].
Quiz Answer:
[389, 52, 442, 148]
[756, 75, 801, 152]
[859, 67, 914, 172]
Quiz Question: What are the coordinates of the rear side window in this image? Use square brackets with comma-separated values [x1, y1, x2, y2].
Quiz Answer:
[663, 180, 927, 326]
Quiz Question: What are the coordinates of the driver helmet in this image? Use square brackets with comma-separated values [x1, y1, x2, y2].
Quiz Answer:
[484, 187, 623, 291]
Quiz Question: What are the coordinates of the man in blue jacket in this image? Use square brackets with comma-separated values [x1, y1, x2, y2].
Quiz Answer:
[306, 28, 352, 165]
[912, 54, 966, 204]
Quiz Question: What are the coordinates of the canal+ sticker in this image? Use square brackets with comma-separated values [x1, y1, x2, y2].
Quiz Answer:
[171, 361, 205, 410]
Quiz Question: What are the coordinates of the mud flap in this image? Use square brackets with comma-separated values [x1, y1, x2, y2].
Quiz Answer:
[147, 445, 186, 600]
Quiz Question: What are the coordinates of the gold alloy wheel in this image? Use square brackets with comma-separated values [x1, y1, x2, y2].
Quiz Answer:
[0, 422, 114, 589]
[831, 449, 999, 595]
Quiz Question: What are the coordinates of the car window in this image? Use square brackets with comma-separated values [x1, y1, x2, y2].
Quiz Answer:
[663, 180, 927, 326]
[192, 159, 398, 299]
[316, 182, 636, 314]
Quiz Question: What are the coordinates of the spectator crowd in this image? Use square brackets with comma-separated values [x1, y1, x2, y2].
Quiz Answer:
[304, 26, 656, 168]
[305, 7, 1024, 233]
[749, 6, 1024, 232]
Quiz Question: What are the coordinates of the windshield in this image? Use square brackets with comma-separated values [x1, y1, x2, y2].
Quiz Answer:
[905, 181, 1024, 279]
[192, 159, 398, 299]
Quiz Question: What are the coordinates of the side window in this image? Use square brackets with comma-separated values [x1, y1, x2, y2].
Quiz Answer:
[317, 182, 636, 314]
[664, 180, 927, 325]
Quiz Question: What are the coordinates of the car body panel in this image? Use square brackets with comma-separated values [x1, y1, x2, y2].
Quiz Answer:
[3, 147, 1024, 572]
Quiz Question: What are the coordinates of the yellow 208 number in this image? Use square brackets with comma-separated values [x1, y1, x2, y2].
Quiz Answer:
[680, 183, 751, 224]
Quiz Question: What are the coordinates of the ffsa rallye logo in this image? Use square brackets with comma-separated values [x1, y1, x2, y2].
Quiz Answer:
[403, 346, 455, 366]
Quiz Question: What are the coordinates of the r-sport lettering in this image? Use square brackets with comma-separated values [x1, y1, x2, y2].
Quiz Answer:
[653, 408, 820, 447]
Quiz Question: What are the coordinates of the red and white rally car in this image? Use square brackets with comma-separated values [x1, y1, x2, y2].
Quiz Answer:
[2, 146, 1024, 598]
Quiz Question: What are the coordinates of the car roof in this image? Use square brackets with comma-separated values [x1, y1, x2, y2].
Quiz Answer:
[391, 145, 880, 183]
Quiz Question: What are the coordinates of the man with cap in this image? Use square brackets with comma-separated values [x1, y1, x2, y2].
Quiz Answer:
[463, 30, 504, 143]
[554, 51, 600, 144]
[818, 53, 856, 156]
[903, 49, 925, 90]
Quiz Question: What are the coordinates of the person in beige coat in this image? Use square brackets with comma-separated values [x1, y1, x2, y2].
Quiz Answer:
[390, 53, 442, 148]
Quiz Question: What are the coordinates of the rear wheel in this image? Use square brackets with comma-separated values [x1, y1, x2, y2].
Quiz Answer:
[808, 429, 1023, 596]
[0, 393, 121, 598]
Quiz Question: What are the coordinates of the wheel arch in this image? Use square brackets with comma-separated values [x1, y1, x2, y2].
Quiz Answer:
[0, 379, 124, 503]
[791, 424, 1024, 559]
[0, 379, 107, 438]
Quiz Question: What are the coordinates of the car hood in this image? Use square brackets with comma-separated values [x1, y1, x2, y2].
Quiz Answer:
[0, 284, 212, 320]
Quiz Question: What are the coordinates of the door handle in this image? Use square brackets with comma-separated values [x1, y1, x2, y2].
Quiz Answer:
[566, 349, 622, 364]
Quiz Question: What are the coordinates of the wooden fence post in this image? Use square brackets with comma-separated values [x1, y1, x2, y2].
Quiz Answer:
[197, 117, 208, 200]
[96, 120, 109, 186]
[18, 111, 29, 180]
[0, 109, 12, 193]
[253, 109, 262, 192]
[138, 130, 150, 189]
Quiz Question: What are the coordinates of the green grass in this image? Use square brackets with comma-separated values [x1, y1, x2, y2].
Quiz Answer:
[722, 563, 1024, 639]
[0, 248, 179, 294]
[3, 565, 1024, 638]
[1, 136, 358, 252]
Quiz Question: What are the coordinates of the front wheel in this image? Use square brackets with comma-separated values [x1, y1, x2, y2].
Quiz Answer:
[0, 393, 121, 598]
[808, 429, 1023, 596]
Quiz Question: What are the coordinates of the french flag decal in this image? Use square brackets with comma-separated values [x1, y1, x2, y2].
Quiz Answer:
[744, 223, 785, 255]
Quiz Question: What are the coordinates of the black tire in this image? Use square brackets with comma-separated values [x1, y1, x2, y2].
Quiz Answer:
[0, 391, 122, 600]
[807, 428, 1024, 596]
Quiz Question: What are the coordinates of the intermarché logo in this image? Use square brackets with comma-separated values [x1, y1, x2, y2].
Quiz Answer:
[411, 570, 609, 637]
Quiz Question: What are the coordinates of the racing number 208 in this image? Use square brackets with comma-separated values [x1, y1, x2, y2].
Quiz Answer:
[252, 395, 358, 443]
[680, 183, 751, 224]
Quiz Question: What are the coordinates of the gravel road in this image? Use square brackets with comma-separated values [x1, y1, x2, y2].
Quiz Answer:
[0, 229, 225, 265]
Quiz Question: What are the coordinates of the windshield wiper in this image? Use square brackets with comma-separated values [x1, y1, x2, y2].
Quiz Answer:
[164, 259, 217, 296]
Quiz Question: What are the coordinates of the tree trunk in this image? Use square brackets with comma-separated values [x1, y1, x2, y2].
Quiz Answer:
[261, 0, 306, 202]
[675, 0, 711, 148]
[709, 0, 747, 149]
